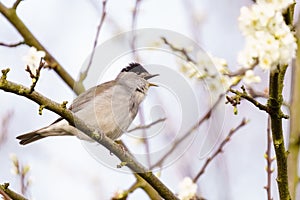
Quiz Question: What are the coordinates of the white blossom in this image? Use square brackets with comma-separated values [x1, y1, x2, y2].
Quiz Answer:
[113, 190, 126, 199]
[178, 177, 197, 200]
[243, 70, 261, 84]
[256, 0, 294, 11]
[22, 47, 46, 76]
[238, 0, 296, 70]
[180, 52, 231, 92]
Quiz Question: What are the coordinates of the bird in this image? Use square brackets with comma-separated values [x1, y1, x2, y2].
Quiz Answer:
[16, 63, 158, 145]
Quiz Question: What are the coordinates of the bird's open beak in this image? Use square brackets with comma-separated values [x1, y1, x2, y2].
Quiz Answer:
[145, 74, 159, 87]
[144, 74, 159, 80]
[149, 83, 158, 87]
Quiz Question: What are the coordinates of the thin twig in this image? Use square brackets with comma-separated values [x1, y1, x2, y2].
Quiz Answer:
[130, 0, 142, 61]
[138, 109, 152, 167]
[127, 118, 166, 133]
[79, 0, 107, 82]
[25, 58, 45, 93]
[229, 88, 270, 114]
[264, 117, 274, 200]
[0, 41, 25, 47]
[161, 37, 213, 76]
[246, 86, 268, 99]
[127, 117, 166, 167]
[225, 59, 258, 77]
[151, 93, 225, 169]
[131, 0, 150, 163]
[247, 86, 290, 108]
[229, 87, 289, 119]
[10, 155, 31, 196]
[161, 37, 196, 63]
[193, 118, 248, 182]
[130, 0, 149, 167]
[0, 110, 14, 148]
[162, 36, 261, 83]
[12, 0, 23, 9]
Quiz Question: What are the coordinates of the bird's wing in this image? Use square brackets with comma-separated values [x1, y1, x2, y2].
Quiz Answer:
[69, 80, 115, 113]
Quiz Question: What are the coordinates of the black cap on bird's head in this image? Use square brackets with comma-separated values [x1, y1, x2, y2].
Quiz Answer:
[121, 63, 159, 80]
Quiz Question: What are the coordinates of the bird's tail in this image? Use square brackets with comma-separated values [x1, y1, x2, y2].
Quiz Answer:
[16, 129, 48, 145]
[16, 119, 72, 145]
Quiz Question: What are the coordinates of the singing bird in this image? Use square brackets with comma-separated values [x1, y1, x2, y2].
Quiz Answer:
[17, 63, 158, 145]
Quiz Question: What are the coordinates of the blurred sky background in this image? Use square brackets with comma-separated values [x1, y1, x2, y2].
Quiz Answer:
[0, 0, 299, 199]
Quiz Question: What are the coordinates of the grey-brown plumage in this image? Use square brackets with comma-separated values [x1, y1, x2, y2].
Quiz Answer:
[17, 63, 158, 145]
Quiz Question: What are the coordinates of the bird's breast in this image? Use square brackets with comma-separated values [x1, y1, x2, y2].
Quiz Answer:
[77, 85, 143, 140]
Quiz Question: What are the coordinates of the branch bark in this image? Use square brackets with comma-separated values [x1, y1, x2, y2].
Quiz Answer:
[266, 5, 295, 199]
[267, 66, 291, 200]
[0, 183, 27, 200]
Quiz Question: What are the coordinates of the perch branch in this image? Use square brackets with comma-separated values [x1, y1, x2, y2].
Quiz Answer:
[0, 183, 27, 200]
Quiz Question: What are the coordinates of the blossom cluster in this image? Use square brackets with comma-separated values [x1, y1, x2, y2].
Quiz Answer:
[180, 52, 261, 91]
[177, 177, 198, 200]
[238, 0, 296, 70]
[180, 52, 232, 91]
[22, 47, 46, 76]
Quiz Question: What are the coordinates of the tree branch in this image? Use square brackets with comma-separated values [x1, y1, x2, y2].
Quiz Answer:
[25, 58, 45, 93]
[0, 41, 25, 47]
[130, 0, 142, 61]
[268, 65, 291, 200]
[228, 86, 289, 119]
[0, 110, 13, 148]
[270, 66, 291, 199]
[269, 4, 295, 199]
[0, 69, 178, 200]
[0, 183, 27, 200]
[127, 118, 166, 133]
[229, 87, 270, 113]
[0, 2, 85, 95]
[161, 37, 196, 63]
[193, 118, 248, 182]
[264, 117, 274, 200]
[12, 0, 23, 9]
